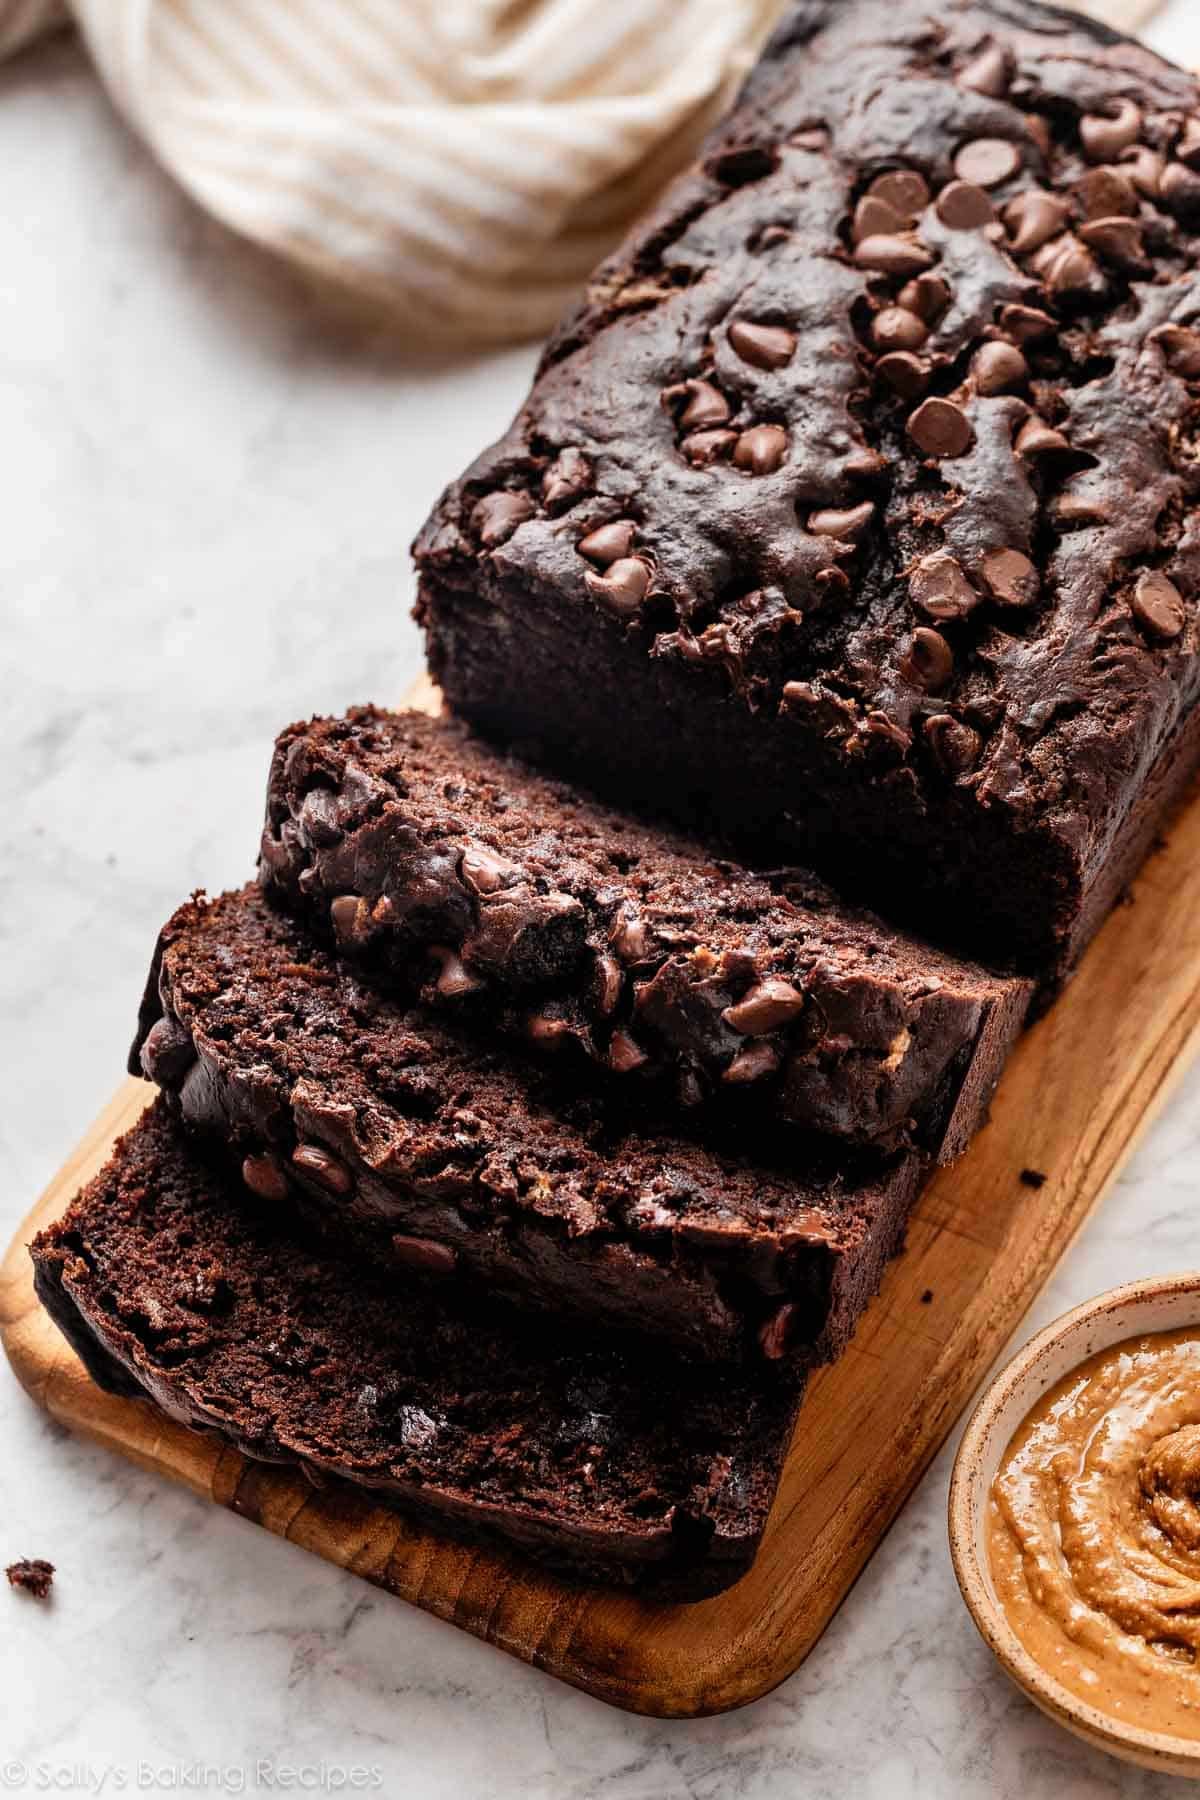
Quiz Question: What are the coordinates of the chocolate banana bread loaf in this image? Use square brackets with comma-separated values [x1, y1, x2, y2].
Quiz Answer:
[415, 0, 1200, 985]
[131, 884, 927, 1364]
[260, 707, 1029, 1159]
[32, 1102, 798, 1598]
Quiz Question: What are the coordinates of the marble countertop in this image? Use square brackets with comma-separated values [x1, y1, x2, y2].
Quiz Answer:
[3, 9, 1200, 1795]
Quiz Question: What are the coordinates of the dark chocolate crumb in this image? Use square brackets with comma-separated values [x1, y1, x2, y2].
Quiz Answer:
[6, 1559, 54, 1600]
[920, 1289, 934, 1305]
[1019, 1168, 1048, 1189]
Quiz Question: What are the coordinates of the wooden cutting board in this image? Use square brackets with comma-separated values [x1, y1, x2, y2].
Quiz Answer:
[3, 675, 1199, 1716]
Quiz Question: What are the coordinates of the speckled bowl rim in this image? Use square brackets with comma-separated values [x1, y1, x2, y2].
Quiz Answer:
[949, 1272, 1200, 1778]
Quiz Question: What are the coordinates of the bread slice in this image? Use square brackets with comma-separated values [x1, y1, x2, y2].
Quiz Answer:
[31, 1102, 798, 1600]
[260, 707, 1029, 1161]
[131, 883, 927, 1364]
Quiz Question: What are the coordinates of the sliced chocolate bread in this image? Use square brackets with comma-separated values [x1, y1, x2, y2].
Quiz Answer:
[415, 0, 1200, 987]
[259, 707, 1029, 1161]
[132, 884, 927, 1364]
[31, 1102, 799, 1599]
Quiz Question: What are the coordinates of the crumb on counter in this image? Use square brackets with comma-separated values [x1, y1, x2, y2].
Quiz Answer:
[1020, 1169, 1048, 1189]
[6, 1558, 55, 1600]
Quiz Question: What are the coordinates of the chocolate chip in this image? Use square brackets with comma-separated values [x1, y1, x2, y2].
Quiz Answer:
[872, 306, 928, 352]
[1080, 100, 1143, 163]
[1151, 324, 1200, 379]
[1041, 238, 1102, 297]
[592, 951, 623, 1016]
[526, 1013, 573, 1049]
[924, 713, 981, 777]
[807, 502, 875, 541]
[609, 1029, 649, 1074]
[1000, 303, 1056, 343]
[758, 1304, 797, 1362]
[1015, 416, 1071, 458]
[722, 977, 806, 1035]
[390, 1234, 457, 1276]
[330, 893, 370, 946]
[1075, 167, 1138, 220]
[460, 843, 514, 894]
[973, 341, 1028, 394]
[710, 143, 777, 185]
[954, 138, 1020, 188]
[578, 519, 637, 566]
[1119, 144, 1165, 198]
[1054, 491, 1110, 529]
[1161, 162, 1200, 220]
[898, 274, 951, 322]
[1004, 190, 1071, 255]
[909, 552, 980, 621]
[671, 378, 730, 429]
[854, 234, 935, 277]
[584, 557, 651, 616]
[843, 445, 889, 480]
[1177, 116, 1200, 171]
[853, 194, 906, 241]
[722, 1041, 782, 1084]
[733, 424, 788, 475]
[541, 448, 591, 511]
[899, 627, 953, 692]
[473, 491, 533, 548]
[727, 319, 796, 369]
[429, 944, 485, 997]
[609, 911, 650, 963]
[242, 1152, 290, 1202]
[863, 711, 912, 753]
[682, 429, 738, 465]
[291, 1143, 354, 1196]
[980, 547, 1039, 609]
[907, 397, 973, 458]
[936, 181, 996, 229]
[877, 351, 930, 399]
[867, 170, 931, 221]
[1131, 571, 1186, 641]
[1078, 215, 1145, 268]
[1023, 115, 1053, 161]
[140, 1015, 197, 1085]
[957, 42, 1011, 99]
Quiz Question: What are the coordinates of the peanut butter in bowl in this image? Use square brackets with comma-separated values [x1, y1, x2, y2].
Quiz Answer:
[989, 1328, 1200, 1742]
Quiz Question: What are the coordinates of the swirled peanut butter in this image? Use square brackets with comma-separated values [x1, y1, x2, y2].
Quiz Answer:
[989, 1330, 1200, 1740]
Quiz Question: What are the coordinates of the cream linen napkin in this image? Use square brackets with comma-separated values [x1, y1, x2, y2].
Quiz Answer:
[0, 0, 1164, 343]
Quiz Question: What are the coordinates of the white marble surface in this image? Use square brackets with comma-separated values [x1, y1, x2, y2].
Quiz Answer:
[2, 9, 1200, 1795]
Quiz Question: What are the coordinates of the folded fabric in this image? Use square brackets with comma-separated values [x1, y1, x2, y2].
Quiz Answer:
[0, 0, 1164, 342]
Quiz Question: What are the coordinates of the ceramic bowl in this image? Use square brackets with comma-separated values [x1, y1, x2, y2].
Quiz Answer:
[949, 1272, 1200, 1778]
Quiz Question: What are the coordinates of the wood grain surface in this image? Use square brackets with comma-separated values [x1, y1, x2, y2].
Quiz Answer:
[3, 679, 1198, 1715]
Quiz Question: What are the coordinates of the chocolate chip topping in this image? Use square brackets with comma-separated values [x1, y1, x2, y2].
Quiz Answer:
[1075, 167, 1138, 221]
[1080, 99, 1143, 162]
[899, 627, 953, 692]
[954, 138, 1020, 188]
[389, 1234, 458, 1276]
[1078, 216, 1145, 268]
[722, 977, 805, 1035]
[907, 397, 973, 458]
[473, 491, 533, 548]
[727, 319, 796, 369]
[872, 306, 929, 351]
[584, 557, 650, 615]
[541, 448, 591, 511]
[1015, 417, 1070, 458]
[853, 194, 906, 242]
[1152, 324, 1200, 378]
[460, 843, 514, 894]
[854, 234, 935, 277]
[578, 520, 637, 565]
[1131, 571, 1186, 641]
[807, 502, 875, 541]
[734, 424, 788, 474]
[980, 548, 1039, 610]
[671, 378, 730, 429]
[973, 341, 1028, 394]
[682, 428, 738, 465]
[878, 352, 930, 398]
[957, 41, 1010, 99]
[1004, 191, 1070, 255]
[909, 552, 980, 621]
[898, 274, 951, 322]
[1120, 144, 1166, 197]
[867, 169, 930, 220]
[936, 181, 997, 230]
[1000, 303, 1055, 343]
